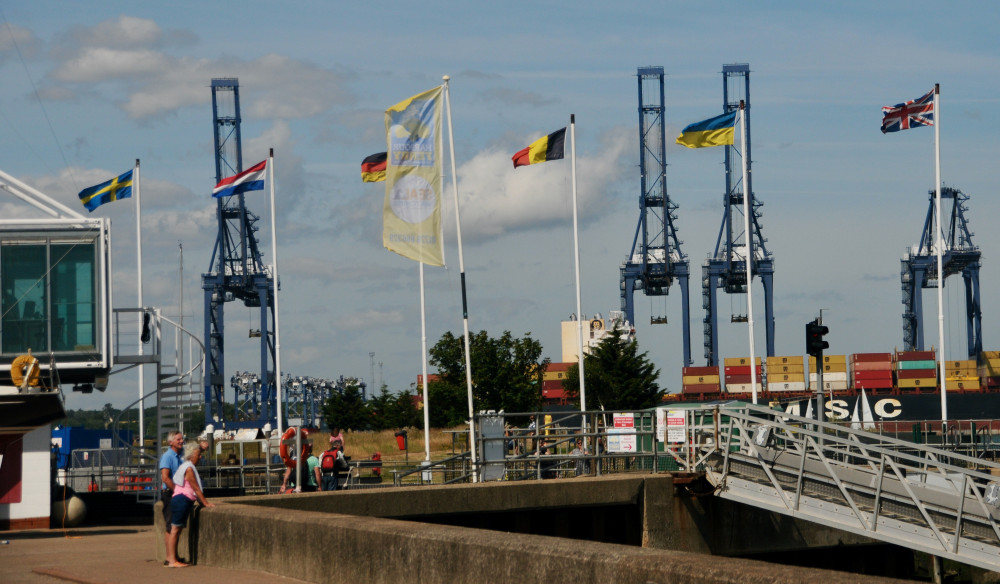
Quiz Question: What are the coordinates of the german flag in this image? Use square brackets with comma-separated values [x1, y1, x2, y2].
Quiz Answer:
[361, 152, 387, 182]
[512, 127, 566, 168]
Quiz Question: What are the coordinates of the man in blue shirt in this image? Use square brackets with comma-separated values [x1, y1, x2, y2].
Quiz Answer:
[158, 431, 184, 523]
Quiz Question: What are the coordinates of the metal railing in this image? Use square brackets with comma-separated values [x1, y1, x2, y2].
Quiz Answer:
[683, 402, 1000, 573]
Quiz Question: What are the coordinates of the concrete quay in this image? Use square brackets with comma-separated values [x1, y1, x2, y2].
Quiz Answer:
[155, 473, 920, 583]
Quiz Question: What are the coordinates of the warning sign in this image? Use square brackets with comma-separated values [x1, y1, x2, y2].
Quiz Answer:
[608, 413, 636, 453]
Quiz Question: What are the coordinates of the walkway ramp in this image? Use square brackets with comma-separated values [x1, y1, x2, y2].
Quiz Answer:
[689, 403, 1000, 572]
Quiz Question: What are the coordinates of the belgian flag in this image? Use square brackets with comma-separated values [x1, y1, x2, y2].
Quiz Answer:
[512, 127, 566, 168]
[361, 152, 387, 183]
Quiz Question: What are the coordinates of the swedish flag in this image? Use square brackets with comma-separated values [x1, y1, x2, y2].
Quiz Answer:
[78, 169, 133, 212]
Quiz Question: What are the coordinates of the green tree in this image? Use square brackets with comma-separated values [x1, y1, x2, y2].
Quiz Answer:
[563, 327, 663, 410]
[321, 378, 369, 431]
[429, 330, 546, 417]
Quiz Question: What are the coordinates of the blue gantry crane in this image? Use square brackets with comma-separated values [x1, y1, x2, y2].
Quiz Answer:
[900, 186, 982, 356]
[701, 64, 775, 366]
[202, 78, 279, 429]
[620, 66, 693, 367]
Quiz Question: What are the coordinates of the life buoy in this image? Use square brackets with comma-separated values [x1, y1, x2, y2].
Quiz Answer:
[10, 353, 40, 388]
[278, 427, 309, 468]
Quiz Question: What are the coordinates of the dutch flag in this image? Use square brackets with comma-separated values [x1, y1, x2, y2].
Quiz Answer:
[212, 159, 267, 198]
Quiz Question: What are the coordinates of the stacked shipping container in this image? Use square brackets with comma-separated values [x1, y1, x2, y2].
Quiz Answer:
[851, 353, 894, 393]
[724, 357, 761, 394]
[944, 360, 979, 392]
[896, 350, 937, 391]
[682, 365, 721, 396]
[809, 355, 848, 393]
[765, 355, 806, 393]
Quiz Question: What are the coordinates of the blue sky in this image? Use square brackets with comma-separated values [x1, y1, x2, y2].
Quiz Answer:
[2, 2, 999, 412]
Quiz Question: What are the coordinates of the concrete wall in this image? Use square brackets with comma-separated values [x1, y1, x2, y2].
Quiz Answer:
[162, 474, 908, 583]
[193, 499, 911, 584]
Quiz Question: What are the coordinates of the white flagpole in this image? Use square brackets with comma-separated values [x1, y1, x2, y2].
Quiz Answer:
[738, 103, 758, 404]
[933, 84, 947, 425]
[419, 262, 431, 461]
[268, 149, 284, 437]
[134, 158, 146, 449]
[442, 75, 478, 481]
[570, 115, 587, 430]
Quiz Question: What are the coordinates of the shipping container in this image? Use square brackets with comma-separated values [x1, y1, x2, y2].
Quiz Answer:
[767, 381, 807, 393]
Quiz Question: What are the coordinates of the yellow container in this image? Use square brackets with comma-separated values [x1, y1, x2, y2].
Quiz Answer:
[723, 357, 761, 367]
[682, 375, 720, 385]
[945, 378, 979, 391]
[768, 364, 804, 374]
[980, 351, 1000, 361]
[898, 377, 937, 389]
[770, 373, 805, 383]
[766, 355, 804, 366]
[809, 355, 847, 365]
[946, 360, 976, 370]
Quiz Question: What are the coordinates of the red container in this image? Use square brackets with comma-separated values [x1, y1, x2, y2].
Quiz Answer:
[724, 365, 762, 376]
[853, 370, 894, 382]
[683, 366, 720, 376]
[854, 379, 895, 390]
[897, 369, 936, 380]
[852, 352, 893, 363]
[852, 360, 893, 372]
[724, 374, 761, 384]
[896, 350, 935, 361]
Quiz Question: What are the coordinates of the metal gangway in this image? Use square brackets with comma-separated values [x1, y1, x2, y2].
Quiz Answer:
[679, 402, 1000, 572]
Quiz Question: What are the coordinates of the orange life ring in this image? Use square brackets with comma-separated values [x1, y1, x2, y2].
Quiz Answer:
[278, 427, 309, 468]
[10, 353, 40, 388]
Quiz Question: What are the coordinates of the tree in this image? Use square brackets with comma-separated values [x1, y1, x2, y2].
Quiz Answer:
[563, 327, 663, 410]
[429, 330, 546, 418]
[321, 378, 369, 431]
[368, 386, 421, 430]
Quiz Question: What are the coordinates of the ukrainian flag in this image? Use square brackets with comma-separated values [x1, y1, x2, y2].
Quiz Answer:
[675, 111, 737, 149]
[78, 169, 133, 212]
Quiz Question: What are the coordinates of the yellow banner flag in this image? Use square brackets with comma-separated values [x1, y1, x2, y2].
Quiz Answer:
[383, 86, 444, 266]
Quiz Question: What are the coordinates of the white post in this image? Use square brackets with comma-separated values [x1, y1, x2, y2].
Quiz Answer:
[442, 76, 477, 481]
[570, 115, 587, 434]
[738, 104, 758, 404]
[135, 159, 146, 449]
[419, 261, 431, 461]
[933, 84, 947, 425]
[268, 149, 284, 437]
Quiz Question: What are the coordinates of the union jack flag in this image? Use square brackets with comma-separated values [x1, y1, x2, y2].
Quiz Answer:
[881, 89, 935, 133]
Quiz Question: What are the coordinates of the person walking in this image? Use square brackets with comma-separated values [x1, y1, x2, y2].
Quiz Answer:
[165, 441, 215, 568]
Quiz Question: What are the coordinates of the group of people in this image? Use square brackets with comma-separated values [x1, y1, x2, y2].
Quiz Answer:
[279, 428, 348, 493]
[157, 427, 349, 568]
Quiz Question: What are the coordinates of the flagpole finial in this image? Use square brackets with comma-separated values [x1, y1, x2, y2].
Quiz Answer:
[571, 113, 575, 123]
[269, 147, 274, 157]
[442, 75, 450, 82]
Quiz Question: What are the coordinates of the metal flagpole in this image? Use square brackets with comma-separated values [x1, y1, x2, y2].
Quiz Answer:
[268, 149, 284, 437]
[570, 115, 587, 437]
[933, 84, 947, 425]
[442, 75, 478, 481]
[420, 261, 431, 461]
[134, 158, 146, 449]
[738, 103, 758, 404]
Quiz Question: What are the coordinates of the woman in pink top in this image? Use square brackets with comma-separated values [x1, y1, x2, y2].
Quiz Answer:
[165, 441, 214, 568]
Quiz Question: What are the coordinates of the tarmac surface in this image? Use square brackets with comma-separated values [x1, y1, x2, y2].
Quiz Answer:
[0, 525, 309, 584]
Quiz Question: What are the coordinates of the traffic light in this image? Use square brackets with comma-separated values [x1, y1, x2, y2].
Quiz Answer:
[805, 319, 829, 357]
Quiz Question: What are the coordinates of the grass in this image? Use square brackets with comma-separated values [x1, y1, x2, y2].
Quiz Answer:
[308, 427, 466, 462]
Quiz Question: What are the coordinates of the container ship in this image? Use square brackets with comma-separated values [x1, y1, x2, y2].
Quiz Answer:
[675, 350, 1000, 430]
